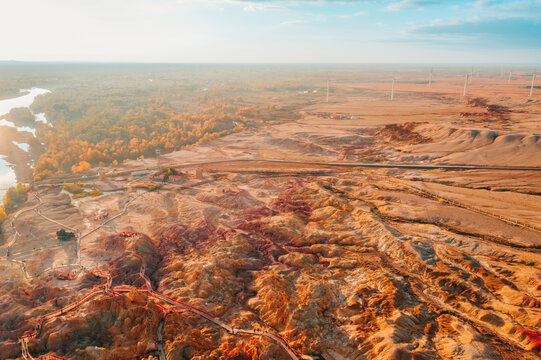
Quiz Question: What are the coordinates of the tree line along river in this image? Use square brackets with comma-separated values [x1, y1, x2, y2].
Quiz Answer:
[0, 88, 50, 199]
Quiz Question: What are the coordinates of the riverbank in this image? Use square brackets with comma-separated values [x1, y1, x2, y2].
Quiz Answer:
[0, 87, 51, 199]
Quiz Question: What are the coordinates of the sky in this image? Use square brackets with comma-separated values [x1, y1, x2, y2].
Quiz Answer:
[0, 0, 540, 63]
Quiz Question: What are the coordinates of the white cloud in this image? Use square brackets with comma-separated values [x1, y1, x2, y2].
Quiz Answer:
[338, 10, 366, 19]
[386, 0, 440, 11]
[278, 19, 308, 26]
[236, 1, 285, 11]
[1, 0, 538, 63]
[467, 0, 541, 17]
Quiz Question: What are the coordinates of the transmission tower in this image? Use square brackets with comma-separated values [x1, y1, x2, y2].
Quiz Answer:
[326, 80, 329, 103]
[156, 149, 161, 171]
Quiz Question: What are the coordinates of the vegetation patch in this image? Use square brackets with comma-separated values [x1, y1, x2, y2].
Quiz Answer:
[61, 182, 85, 194]
[5, 107, 36, 127]
[0, 183, 29, 237]
[1, 183, 28, 214]
[129, 183, 160, 191]
[72, 190, 103, 199]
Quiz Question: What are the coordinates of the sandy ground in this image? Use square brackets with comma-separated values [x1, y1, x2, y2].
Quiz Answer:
[2, 76, 541, 360]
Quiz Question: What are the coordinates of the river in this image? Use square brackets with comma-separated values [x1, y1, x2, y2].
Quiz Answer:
[0, 88, 51, 200]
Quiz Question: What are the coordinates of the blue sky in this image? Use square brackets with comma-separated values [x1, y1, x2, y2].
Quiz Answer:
[1, 0, 540, 63]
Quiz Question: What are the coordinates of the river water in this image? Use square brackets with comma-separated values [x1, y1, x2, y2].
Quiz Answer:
[0, 88, 50, 200]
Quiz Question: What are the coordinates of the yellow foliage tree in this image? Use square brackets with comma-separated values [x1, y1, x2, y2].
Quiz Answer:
[2, 183, 28, 214]
[71, 161, 91, 173]
[0, 206, 6, 223]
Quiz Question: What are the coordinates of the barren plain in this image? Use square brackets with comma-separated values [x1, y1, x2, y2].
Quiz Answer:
[1, 75, 541, 360]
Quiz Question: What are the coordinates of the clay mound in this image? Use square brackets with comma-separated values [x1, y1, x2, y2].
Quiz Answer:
[414, 125, 498, 152]
[134, 233, 161, 259]
[440, 133, 541, 166]
[310, 134, 373, 146]
[376, 122, 431, 144]
[235, 216, 294, 245]
[0, 304, 33, 341]
[35, 291, 163, 359]
[80, 272, 105, 289]
[463, 97, 510, 121]
[269, 197, 311, 221]
[103, 234, 127, 252]
[239, 205, 276, 221]
[195, 190, 262, 210]
[159, 218, 215, 254]
[97, 233, 162, 287]
[108, 256, 146, 287]
[407, 125, 541, 166]
[514, 328, 541, 352]
[268, 180, 313, 221]
[267, 138, 335, 155]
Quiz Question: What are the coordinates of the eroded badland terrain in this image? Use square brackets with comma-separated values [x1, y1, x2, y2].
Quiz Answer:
[2, 76, 541, 360]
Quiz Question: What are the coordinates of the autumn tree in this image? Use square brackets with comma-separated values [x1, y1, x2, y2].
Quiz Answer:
[71, 161, 91, 173]
[2, 183, 28, 214]
[6, 107, 35, 127]
[0, 207, 6, 223]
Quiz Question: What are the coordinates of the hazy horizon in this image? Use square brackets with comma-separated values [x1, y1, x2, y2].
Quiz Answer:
[0, 58, 535, 68]
[2, 0, 540, 64]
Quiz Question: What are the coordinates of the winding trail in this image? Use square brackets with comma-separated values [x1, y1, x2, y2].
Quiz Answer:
[12, 156, 541, 359]
[156, 308, 167, 360]
[2, 191, 82, 280]
[130, 234, 300, 359]
[2, 192, 43, 279]
[5, 192, 42, 257]
[4, 187, 159, 280]
[4, 178, 213, 278]
[78, 187, 158, 240]
[18, 233, 301, 360]
[13, 182, 298, 359]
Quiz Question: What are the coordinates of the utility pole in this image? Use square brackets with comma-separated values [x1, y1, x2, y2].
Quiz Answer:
[508, 70, 512, 84]
[156, 149, 161, 171]
[463, 73, 469, 97]
[530, 73, 537, 97]
[390, 78, 395, 100]
[326, 80, 329, 103]
[428, 68, 432, 87]
[469, 65, 473, 84]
